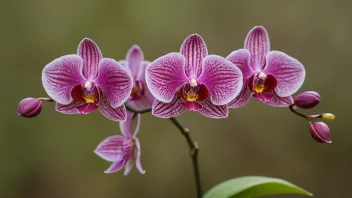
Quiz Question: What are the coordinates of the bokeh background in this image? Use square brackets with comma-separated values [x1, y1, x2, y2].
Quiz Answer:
[1, 0, 349, 197]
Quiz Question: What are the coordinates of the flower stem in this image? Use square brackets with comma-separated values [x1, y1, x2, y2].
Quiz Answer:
[289, 104, 322, 121]
[37, 97, 54, 102]
[169, 117, 202, 198]
[124, 104, 202, 198]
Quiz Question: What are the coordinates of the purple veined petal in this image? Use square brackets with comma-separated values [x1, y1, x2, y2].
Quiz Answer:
[104, 160, 126, 174]
[180, 34, 208, 78]
[226, 49, 255, 78]
[95, 58, 133, 108]
[263, 51, 306, 97]
[244, 26, 270, 71]
[77, 38, 103, 81]
[42, 55, 86, 105]
[198, 55, 243, 106]
[98, 96, 127, 121]
[133, 138, 146, 174]
[119, 60, 130, 71]
[126, 61, 154, 110]
[56, 102, 79, 114]
[136, 61, 150, 82]
[119, 111, 141, 138]
[198, 98, 228, 119]
[146, 53, 188, 103]
[255, 91, 294, 107]
[152, 95, 186, 118]
[227, 85, 252, 108]
[126, 45, 144, 78]
[94, 135, 127, 162]
[124, 159, 135, 176]
[76, 103, 98, 114]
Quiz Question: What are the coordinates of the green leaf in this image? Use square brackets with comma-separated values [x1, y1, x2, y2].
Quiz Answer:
[203, 176, 313, 198]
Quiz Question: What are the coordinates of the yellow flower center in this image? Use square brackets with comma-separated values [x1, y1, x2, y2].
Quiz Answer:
[254, 82, 265, 93]
[132, 86, 140, 95]
[83, 94, 95, 103]
[186, 92, 199, 102]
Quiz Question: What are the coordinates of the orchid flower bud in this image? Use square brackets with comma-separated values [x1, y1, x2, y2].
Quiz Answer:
[310, 122, 331, 144]
[322, 113, 335, 120]
[294, 91, 320, 109]
[17, 98, 42, 118]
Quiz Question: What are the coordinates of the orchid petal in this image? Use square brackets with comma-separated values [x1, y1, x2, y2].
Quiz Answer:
[119, 111, 141, 138]
[152, 95, 186, 118]
[76, 103, 98, 114]
[126, 45, 144, 78]
[77, 38, 103, 81]
[126, 61, 154, 110]
[136, 61, 150, 82]
[95, 58, 133, 108]
[98, 96, 127, 121]
[227, 86, 252, 108]
[254, 92, 294, 107]
[226, 49, 254, 79]
[146, 53, 188, 103]
[263, 51, 305, 97]
[244, 26, 270, 71]
[134, 138, 146, 174]
[104, 160, 126, 174]
[124, 159, 135, 176]
[181, 101, 202, 111]
[55, 102, 79, 114]
[198, 55, 243, 106]
[198, 98, 228, 118]
[94, 135, 127, 162]
[180, 34, 208, 78]
[42, 55, 86, 105]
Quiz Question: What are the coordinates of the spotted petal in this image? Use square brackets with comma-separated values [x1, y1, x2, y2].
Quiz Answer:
[244, 26, 270, 71]
[42, 55, 86, 105]
[263, 51, 305, 97]
[95, 58, 133, 108]
[180, 34, 208, 78]
[98, 96, 127, 121]
[198, 98, 228, 118]
[134, 138, 146, 174]
[146, 53, 188, 103]
[198, 55, 243, 106]
[77, 38, 103, 81]
[94, 135, 127, 162]
[126, 45, 144, 78]
[152, 95, 186, 118]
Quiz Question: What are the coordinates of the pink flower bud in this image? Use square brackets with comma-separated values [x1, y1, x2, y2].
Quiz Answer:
[17, 98, 42, 118]
[294, 91, 320, 109]
[310, 122, 331, 144]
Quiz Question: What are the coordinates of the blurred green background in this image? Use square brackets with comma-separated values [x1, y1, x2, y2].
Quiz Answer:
[1, 0, 349, 197]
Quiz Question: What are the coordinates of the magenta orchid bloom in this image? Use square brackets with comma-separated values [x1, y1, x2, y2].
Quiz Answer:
[226, 26, 305, 107]
[42, 38, 133, 121]
[120, 45, 154, 110]
[94, 112, 145, 175]
[146, 34, 243, 118]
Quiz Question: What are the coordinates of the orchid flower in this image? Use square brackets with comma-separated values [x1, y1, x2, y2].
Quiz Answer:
[42, 38, 133, 121]
[226, 26, 305, 107]
[146, 34, 243, 118]
[120, 45, 154, 110]
[94, 112, 145, 175]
